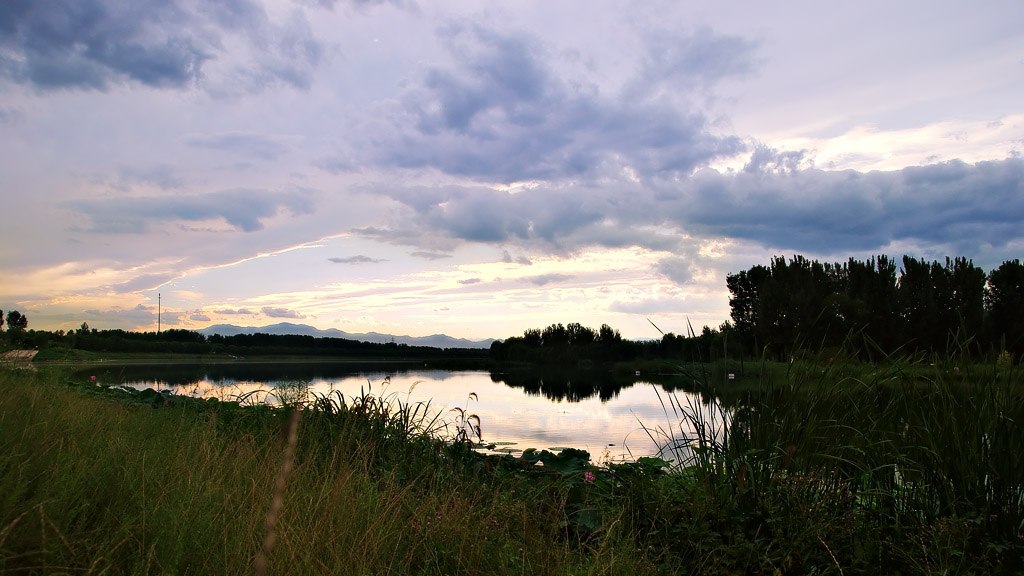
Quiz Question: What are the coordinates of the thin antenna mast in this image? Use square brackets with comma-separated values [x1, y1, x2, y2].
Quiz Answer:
[158, 293, 161, 333]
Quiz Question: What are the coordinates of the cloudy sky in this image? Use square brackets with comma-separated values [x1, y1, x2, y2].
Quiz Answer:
[1, 0, 1022, 341]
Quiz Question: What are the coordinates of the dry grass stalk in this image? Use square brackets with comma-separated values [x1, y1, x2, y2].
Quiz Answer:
[254, 408, 303, 576]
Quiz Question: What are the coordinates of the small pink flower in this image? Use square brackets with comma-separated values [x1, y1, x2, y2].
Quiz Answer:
[90, 375, 97, 381]
[584, 471, 596, 483]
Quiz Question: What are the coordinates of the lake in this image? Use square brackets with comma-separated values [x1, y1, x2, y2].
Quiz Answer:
[72, 361, 727, 463]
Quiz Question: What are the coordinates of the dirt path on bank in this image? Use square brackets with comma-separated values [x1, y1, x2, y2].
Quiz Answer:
[0, 350, 38, 362]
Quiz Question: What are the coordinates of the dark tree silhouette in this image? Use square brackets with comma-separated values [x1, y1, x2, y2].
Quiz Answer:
[986, 259, 1024, 356]
[726, 264, 769, 356]
[729, 254, 993, 359]
[5, 310, 27, 332]
[841, 256, 899, 355]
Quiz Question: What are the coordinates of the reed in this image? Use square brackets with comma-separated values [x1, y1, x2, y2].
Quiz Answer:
[629, 335, 1024, 573]
[3, 350, 1021, 575]
[0, 368, 647, 575]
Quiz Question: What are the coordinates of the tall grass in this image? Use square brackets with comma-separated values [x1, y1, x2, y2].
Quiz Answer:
[3, 353, 1021, 575]
[632, 341, 1024, 574]
[0, 368, 648, 575]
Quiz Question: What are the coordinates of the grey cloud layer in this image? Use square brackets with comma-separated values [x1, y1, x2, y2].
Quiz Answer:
[684, 159, 1024, 254]
[66, 189, 316, 233]
[0, 0, 322, 92]
[371, 158, 1024, 262]
[335, 23, 751, 183]
[322, 14, 1020, 267]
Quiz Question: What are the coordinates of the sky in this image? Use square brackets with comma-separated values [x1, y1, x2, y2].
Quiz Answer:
[1, 0, 1022, 342]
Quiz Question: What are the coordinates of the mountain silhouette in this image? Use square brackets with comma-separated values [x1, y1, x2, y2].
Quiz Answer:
[198, 322, 494, 349]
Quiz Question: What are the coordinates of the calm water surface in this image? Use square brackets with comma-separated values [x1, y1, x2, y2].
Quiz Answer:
[80, 362, 725, 462]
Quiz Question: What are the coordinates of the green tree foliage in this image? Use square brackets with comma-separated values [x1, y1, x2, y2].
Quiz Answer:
[898, 256, 986, 352]
[941, 256, 986, 346]
[841, 256, 900, 354]
[729, 256, 855, 360]
[3, 310, 28, 347]
[597, 323, 621, 345]
[27, 327, 486, 361]
[5, 310, 27, 332]
[986, 259, 1024, 356]
[730, 254, 997, 359]
[755, 256, 843, 359]
[658, 323, 734, 363]
[725, 264, 769, 356]
[489, 322, 654, 365]
[897, 256, 940, 349]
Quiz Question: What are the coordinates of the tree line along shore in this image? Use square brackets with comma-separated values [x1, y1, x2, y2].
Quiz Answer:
[3, 255, 1022, 372]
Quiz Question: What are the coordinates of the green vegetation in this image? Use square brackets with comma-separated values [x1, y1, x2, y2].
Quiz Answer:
[3, 252, 1023, 574]
[491, 256, 1024, 372]
[4, 347, 1023, 575]
[0, 368, 631, 575]
[727, 255, 1024, 361]
[1, 321, 488, 365]
[488, 321, 736, 371]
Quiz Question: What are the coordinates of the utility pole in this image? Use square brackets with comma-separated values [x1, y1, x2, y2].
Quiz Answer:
[158, 293, 161, 333]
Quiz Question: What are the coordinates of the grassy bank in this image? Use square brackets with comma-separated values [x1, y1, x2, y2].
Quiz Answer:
[2, 354, 1023, 575]
[0, 368, 641, 575]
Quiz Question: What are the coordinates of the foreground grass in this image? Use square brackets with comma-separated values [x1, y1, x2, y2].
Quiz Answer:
[2, 354, 1023, 575]
[0, 368, 645, 575]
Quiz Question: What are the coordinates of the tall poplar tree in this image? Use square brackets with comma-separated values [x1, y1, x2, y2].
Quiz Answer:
[986, 259, 1024, 355]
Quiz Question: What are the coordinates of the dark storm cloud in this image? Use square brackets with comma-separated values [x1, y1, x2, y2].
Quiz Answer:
[377, 157, 1024, 264]
[65, 188, 316, 233]
[377, 183, 607, 246]
[0, 0, 323, 92]
[682, 158, 1024, 254]
[345, 22, 748, 183]
[328, 255, 385, 264]
[183, 132, 292, 160]
[0, 0, 203, 89]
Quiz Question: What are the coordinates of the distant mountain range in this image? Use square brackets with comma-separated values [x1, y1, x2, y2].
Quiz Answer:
[197, 322, 495, 349]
